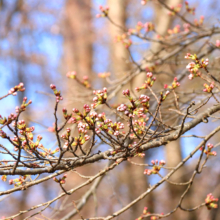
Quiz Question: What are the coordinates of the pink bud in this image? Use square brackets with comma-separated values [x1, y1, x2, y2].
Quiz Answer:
[72, 108, 79, 113]
[93, 97, 98, 102]
[50, 84, 56, 89]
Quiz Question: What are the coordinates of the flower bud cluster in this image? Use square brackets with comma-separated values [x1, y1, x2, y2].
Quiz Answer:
[144, 159, 166, 176]
[1, 175, 7, 182]
[194, 15, 204, 26]
[117, 90, 150, 119]
[78, 122, 89, 134]
[185, 1, 195, 15]
[95, 112, 125, 136]
[136, 206, 164, 220]
[201, 58, 209, 67]
[62, 108, 100, 149]
[11, 119, 57, 157]
[168, 25, 181, 35]
[96, 5, 109, 18]
[185, 53, 209, 80]
[50, 84, 63, 102]
[135, 72, 156, 92]
[168, 4, 182, 16]
[61, 128, 71, 140]
[38, 145, 59, 157]
[164, 77, 180, 90]
[0, 115, 7, 125]
[183, 23, 190, 32]
[91, 88, 107, 109]
[8, 82, 25, 96]
[200, 143, 217, 156]
[160, 90, 170, 101]
[53, 174, 67, 184]
[135, 21, 144, 33]
[65, 109, 92, 147]
[15, 97, 32, 113]
[98, 72, 111, 78]
[0, 130, 6, 138]
[62, 108, 71, 120]
[9, 175, 27, 187]
[136, 207, 150, 220]
[205, 193, 218, 209]
[132, 118, 148, 136]
[128, 21, 154, 34]
[138, 94, 150, 108]
[145, 65, 156, 73]
[203, 82, 214, 93]
[167, 23, 191, 36]
[0, 113, 17, 126]
[172, 77, 180, 88]
[67, 73, 91, 88]
[187, 64, 201, 80]
[66, 71, 76, 79]
[115, 34, 132, 48]
[82, 76, 91, 88]
[184, 53, 197, 60]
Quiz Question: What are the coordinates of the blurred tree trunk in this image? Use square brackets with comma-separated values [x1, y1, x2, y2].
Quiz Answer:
[61, 0, 94, 153]
[132, 0, 196, 219]
[59, 1, 96, 218]
[107, 1, 153, 219]
[107, 0, 132, 104]
[153, 1, 196, 219]
[107, 0, 130, 76]
[61, 0, 93, 101]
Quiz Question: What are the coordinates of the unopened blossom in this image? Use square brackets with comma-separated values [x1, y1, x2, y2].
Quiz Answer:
[216, 40, 220, 47]
[117, 104, 127, 112]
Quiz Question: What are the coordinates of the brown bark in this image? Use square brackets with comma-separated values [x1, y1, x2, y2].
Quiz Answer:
[61, 0, 93, 104]
[107, 0, 132, 105]
[130, 0, 196, 219]
[107, 1, 153, 219]
[62, 1, 93, 76]
[58, 1, 95, 218]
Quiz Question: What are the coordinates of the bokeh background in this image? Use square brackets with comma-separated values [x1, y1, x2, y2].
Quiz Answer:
[0, 0, 220, 219]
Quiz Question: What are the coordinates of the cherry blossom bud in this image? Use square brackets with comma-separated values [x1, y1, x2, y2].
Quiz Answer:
[216, 40, 220, 47]
[50, 84, 56, 90]
[93, 97, 98, 102]
[160, 160, 166, 165]
[146, 72, 153, 78]
[144, 169, 152, 175]
[72, 108, 79, 113]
